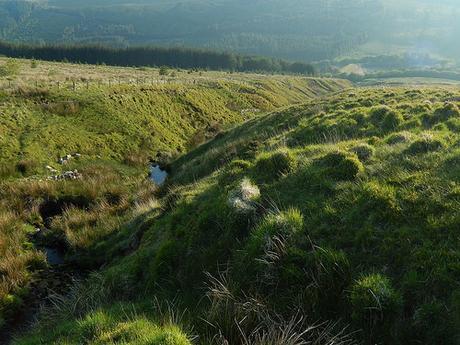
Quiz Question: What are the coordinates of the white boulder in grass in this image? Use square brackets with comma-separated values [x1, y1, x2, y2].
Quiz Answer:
[228, 178, 260, 214]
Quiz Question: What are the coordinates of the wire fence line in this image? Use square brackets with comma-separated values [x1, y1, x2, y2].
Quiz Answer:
[0, 75, 257, 92]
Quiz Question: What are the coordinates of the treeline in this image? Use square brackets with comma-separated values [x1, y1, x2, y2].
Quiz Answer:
[0, 41, 315, 75]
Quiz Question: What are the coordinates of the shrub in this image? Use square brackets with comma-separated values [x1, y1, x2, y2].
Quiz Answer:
[350, 274, 402, 340]
[159, 66, 169, 76]
[317, 151, 364, 180]
[406, 134, 444, 155]
[255, 149, 298, 180]
[350, 143, 375, 161]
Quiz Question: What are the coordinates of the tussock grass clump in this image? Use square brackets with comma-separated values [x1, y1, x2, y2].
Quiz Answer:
[310, 247, 352, 313]
[0, 59, 20, 76]
[228, 159, 252, 171]
[41, 100, 80, 115]
[0, 163, 16, 179]
[406, 133, 445, 155]
[433, 102, 460, 121]
[204, 271, 355, 345]
[369, 105, 404, 131]
[245, 208, 304, 260]
[149, 240, 184, 282]
[317, 151, 364, 180]
[386, 131, 413, 145]
[220, 159, 253, 185]
[255, 149, 298, 180]
[15, 305, 192, 345]
[350, 274, 402, 340]
[350, 143, 375, 162]
[357, 182, 400, 223]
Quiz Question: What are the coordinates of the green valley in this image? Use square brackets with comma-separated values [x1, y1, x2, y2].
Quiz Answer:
[1, 56, 460, 344]
[2, 1, 460, 344]
[0, 57, 351, 344]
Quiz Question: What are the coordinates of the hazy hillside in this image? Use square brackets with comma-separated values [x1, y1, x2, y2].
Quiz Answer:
[1, 0, 460, 63]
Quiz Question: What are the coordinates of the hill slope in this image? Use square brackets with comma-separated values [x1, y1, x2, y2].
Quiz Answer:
[0, 58, 349, 341]
[12, 84, 460, 344]
[0, 58, 348, 169]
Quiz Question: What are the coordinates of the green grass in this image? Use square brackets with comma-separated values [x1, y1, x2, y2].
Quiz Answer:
[5, 58, 460, 344]
[0, 58, 349, 342]
[47, 85, 460, 345]
[14, 302, 192, 345]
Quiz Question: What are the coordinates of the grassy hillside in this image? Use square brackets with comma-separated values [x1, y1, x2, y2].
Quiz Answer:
[11, 83, 460, 344]
[0, 58, 348, 170]
[0, 57, 349, 341]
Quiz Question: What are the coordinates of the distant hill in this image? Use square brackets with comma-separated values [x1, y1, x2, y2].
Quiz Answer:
[0, 0, 459, 63]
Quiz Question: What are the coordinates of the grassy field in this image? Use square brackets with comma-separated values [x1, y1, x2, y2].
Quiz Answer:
[0, 57, 350, 342]
[0, 58, 349, 170]
[9, 81, 460, 344]
[3, 57, 460, 344]
[0, 57, 332, 90]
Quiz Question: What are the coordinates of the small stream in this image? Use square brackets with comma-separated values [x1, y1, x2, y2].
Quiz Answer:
[3, 165, 169, 343]
[42, 246, 65, 266]
[1, 232, 72, 344]
[150, 164, 168, 185]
